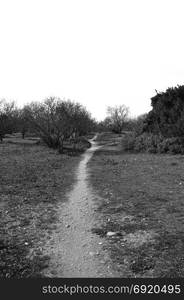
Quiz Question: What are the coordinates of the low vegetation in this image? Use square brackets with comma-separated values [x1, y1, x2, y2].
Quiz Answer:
[89, 132, 184, 277]
[122, 132, 184, 154]
[0, 136, 81, 277]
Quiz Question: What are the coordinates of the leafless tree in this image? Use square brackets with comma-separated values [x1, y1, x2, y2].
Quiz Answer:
[0, 99, 17, 141]
[107, 104, 129, 133]
[24, 97, 94, 152]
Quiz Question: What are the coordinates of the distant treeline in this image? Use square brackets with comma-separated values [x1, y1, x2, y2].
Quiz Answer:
[2, 84, 184, 154]
[0, 97, 96, 152]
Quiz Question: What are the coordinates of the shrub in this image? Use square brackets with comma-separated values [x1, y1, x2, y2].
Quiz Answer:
[158, 137, 184, 154]
[122, 132, 136, 151]
[144, 85, 184, 137]
[122, 133, 184, 154]
[133, 133, 162, 153]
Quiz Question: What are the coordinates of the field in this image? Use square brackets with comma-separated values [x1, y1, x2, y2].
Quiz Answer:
[1, 132, 184, 278]
[0, 136, 80, 277]
[89, 132, 184, 277]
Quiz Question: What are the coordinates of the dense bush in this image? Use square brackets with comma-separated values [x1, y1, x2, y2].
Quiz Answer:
[122, 133, 184, 154]
[122, 132, 136, 151]
[122, 85, 184, 154]
[158, 137, 184, 154]
[144, 85, 184, 137]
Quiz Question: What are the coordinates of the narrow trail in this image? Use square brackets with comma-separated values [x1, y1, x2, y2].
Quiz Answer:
[42, 135, 115, 277]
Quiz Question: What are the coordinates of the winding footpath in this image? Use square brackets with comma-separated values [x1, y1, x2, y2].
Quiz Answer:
[42, 135, 115, 277]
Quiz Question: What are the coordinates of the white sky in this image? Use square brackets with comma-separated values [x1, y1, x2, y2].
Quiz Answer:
[0, 0, 184, 120]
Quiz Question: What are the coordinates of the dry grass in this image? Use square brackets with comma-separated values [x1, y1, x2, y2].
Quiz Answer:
[0, 138, 80, 277]
[89, 132, 184, 277]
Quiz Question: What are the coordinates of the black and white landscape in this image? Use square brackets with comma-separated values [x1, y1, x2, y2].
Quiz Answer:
[1, 0, 184, 279]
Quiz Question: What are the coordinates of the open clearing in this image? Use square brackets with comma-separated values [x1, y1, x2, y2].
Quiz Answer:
[1, 132, 184, 277]
[88, 132, 184, 277]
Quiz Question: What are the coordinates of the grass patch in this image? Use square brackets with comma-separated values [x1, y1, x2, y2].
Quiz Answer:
[0, 141, 80, 277]
[89, 132, 184, 277]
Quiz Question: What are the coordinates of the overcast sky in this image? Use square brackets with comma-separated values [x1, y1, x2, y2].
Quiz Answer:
[0, 0, 184, 120]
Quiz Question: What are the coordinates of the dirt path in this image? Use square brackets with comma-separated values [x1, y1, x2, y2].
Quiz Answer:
[42, 135, 115, 277]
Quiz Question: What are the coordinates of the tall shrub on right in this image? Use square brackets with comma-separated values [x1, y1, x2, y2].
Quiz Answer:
[122, 85, 184, 154]
[144, 85, 184, 137]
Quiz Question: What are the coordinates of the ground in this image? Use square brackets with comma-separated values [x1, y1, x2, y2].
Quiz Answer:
[1, 132, 184, 278]
[88, 132, 184, 277]
[0, 135, 80, 277]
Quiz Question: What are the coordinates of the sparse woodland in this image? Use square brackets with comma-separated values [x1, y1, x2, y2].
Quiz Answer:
[2, 84, 184, 154]
[0, 97, 96, 153]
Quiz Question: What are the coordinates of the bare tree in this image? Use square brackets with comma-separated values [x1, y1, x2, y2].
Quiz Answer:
[107, 104, 129, 133]
[24, 97, 94, 152]
[0, 97, 95, 149]
[0, 99, 17, 141]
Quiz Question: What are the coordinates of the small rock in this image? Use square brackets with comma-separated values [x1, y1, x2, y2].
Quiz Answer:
[66, 224, 70, 228]
[98, 242, 103, 245]
[24, 242, 29, 246]
[106, 231, 117, 237]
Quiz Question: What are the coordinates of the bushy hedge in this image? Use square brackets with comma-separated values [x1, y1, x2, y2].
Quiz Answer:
[122, 133, 184, 154]
[144, 85, 184, 138]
